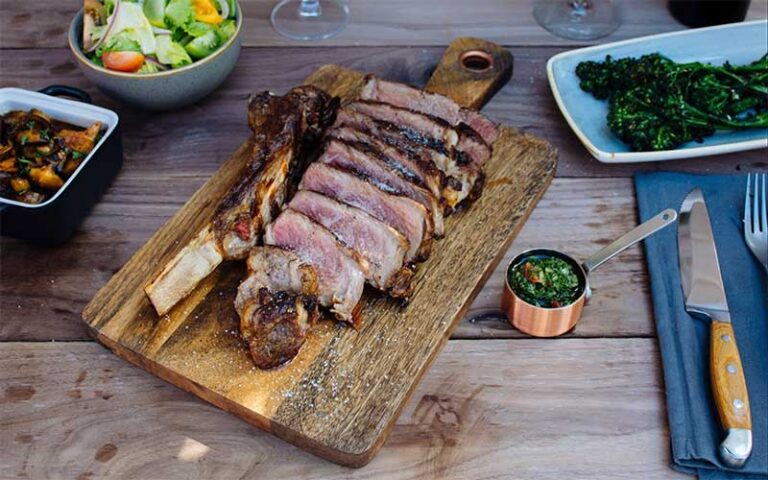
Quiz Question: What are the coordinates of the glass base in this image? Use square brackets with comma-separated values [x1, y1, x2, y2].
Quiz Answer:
[271, 0, 350, 41]
[533, 0, 620, 41]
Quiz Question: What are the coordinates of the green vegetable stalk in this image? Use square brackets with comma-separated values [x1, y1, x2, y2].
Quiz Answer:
[576, 53, 768, 151]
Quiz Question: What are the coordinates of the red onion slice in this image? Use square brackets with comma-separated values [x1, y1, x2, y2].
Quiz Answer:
[145, 56, 169, 71]
[85, 0, 121, 54]
[218, 0, 230, 20]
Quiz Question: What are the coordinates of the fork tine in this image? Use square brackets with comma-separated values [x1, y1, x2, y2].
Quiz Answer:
[745, 174, 752, 233]
[761, 173, 767, 233]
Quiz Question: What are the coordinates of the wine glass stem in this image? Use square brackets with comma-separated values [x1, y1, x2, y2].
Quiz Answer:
[299, 0, 322, 17]
[570, 0, 591, 17]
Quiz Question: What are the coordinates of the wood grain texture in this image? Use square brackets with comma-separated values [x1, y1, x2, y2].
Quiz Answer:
[425, 37, 514, 109]
[1, 0, 766, 49]
[0, 340, 687, 480]
[0, 178, 655, 342]
[710, 321, 752, 430]
[2, 43, 762, 343]
[80, 65, 557, 466]
[1, 47, 763, 181]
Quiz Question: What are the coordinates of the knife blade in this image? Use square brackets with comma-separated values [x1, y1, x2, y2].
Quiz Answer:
[678, 188, 752, 468]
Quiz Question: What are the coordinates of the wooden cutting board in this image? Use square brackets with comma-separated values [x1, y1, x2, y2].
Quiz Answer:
[82, 38, 557, 467]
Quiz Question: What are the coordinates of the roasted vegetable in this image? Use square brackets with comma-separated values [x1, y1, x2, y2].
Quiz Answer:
[10, 177, 30, 193]
[0, 109, 102, 204]
[576, 53, 768, 151]
[29, 165, 64, 190]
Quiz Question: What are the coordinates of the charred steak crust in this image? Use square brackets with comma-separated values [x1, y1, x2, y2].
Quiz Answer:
[236, 247, 321, 369]
[359, 74, 500, 145]
[240, 288, 316, 369]
[212, 86, 339, 259]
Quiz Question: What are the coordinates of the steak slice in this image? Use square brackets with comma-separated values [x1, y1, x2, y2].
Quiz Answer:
[329, 124, 444, 201]
[288, 190, 414, 298]
[300, 163, 432, 262]
[347, 100, 458, 153]
[264, 209, 366, 326]
[317, 138, 444, 237]
[333, 109, 480, 212]
[347, 100, 489, 167]
[360, 75, 500, 144]
[235, 247, 320, 369]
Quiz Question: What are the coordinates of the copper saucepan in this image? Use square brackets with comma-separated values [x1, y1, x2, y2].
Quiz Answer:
[503, 208, 678, 337]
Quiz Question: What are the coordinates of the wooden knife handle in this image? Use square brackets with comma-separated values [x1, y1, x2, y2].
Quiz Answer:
[710, 321, 751, 430]
[425, 37, 513, 109]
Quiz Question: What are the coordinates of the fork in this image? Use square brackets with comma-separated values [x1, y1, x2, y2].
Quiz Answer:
[744, 173, 768, 274]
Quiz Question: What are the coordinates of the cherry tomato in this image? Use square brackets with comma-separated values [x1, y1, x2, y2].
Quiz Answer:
[101, 51, 145, 72]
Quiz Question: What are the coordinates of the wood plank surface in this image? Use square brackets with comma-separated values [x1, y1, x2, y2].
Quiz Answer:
[1, 47, 762, 181]
[1, 0, 766, 49]
[0, 178, 655, 342]
[0, 340, 687, 480]
[79, 64, 557, 466]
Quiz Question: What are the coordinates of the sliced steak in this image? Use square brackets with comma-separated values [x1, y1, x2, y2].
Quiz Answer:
[289, 191, 414, 298]
[317, 138, 444, 237]
[235, 247, 320, 369]
[347, 100, 458, 153]
[328, 123, 444, 201]
[456, 123, 492, 167]
[333, 109, 480, 212]
[300, 163, 432, 262]
[264, 209, 366, 326]
[360, 75, 499, 144]
[214, 86, 339, 260]
[146, 86, 338, 317]
[350, 96, 490, 167]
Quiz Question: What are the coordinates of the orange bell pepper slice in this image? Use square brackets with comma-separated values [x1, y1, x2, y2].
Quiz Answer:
[192, 0, 223, 24]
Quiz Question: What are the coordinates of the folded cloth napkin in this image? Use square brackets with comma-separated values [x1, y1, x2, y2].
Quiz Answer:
[635, 172, 767, 480]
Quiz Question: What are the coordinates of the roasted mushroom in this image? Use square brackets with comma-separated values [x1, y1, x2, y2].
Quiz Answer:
[0, 109, 102, 204]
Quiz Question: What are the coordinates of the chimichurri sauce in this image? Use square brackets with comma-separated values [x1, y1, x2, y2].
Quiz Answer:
[509, 256, 581, 308]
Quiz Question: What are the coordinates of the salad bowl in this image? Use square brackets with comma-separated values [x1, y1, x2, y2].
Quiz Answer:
[68, 2, 242, 111]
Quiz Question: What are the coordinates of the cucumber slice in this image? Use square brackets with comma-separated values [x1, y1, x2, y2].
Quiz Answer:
[184, 30, 219, 59]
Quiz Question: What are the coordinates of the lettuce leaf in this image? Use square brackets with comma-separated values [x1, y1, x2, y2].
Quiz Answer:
[155, 34, 193, 68]
[105, 2, 156, 54]
[165, 0, 195, 29]
[96, 32, 142, 57]
[138, 60, 161, 74]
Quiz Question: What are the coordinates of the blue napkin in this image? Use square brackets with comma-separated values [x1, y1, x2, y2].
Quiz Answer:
[635, 172, 767, 480]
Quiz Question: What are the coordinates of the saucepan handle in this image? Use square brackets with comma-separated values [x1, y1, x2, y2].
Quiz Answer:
[582, 208, 678, 274]
[38, 85, 92, 104]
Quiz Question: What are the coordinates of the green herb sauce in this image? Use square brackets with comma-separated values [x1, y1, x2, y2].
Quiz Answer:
[509, 256, 581, 308]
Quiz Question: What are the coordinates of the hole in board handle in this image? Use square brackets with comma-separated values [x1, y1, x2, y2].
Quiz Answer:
[460, 50, 494, 73]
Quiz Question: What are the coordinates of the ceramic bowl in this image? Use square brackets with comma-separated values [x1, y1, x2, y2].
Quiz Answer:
[0, 86, 122, 244]
[68, 4, 242, 111]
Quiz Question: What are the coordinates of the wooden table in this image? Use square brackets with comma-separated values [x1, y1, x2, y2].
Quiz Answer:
[1, 1, 766, 478]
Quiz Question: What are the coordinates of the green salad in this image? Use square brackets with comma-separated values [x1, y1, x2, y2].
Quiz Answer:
[509, 256, 581, 308]
[82, 0, 237, 73]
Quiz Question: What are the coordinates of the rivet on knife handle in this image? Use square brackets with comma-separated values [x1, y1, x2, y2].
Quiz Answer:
[710, 320, 752, 467]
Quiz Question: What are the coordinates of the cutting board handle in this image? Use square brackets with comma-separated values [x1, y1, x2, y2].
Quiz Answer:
[425, 37, 513, 110]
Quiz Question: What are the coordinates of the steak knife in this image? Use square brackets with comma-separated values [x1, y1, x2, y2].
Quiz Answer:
[678, 188, 752, 468]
